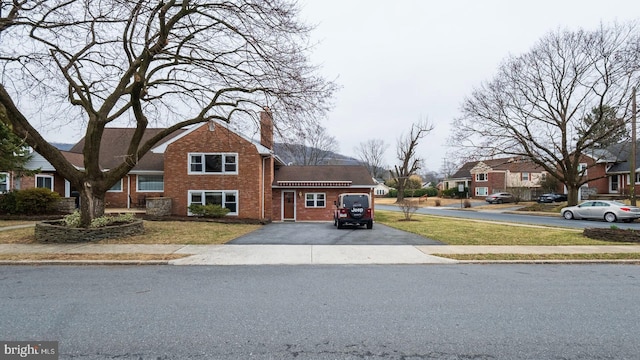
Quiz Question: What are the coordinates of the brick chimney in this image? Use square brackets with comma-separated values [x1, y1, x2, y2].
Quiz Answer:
[260, 107, 273, 150]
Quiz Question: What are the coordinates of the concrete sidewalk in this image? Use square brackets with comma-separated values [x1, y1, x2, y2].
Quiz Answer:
[1, 243, 640, 265]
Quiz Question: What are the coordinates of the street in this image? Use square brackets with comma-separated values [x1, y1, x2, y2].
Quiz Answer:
[377, 204, 640, 230]
[2, 265, 639, 359]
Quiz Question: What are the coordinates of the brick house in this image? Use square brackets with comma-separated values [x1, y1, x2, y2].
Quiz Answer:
[574, 144, 640, 199]
[448, 157, 547, 200]
[3, 111, 375, 221]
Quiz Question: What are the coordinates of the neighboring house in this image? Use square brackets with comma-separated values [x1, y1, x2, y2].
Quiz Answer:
[3, 111, 375, 222]
[576, 143, 640, 199]
[373, 179, 391, 197]
[442, 162, 475, 193]
[447, 157, 547, 200]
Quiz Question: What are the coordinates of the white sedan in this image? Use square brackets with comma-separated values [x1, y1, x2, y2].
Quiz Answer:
[561, 200, 640, 223]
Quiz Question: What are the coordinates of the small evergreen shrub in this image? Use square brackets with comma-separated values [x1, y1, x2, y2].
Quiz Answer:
[188, 204, 230, 218]
[0, 191, 18, 214]
[463, 199, 472, 208]
[0, 188, 60, 215]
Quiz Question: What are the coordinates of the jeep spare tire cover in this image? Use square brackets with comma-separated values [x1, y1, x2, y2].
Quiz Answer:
[349, 202, 365, 219]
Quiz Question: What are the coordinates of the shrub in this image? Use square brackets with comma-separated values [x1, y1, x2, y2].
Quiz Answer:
[62, 211, 137, 228]
[434, 199, 441, 207]
[387, 187, 438, 198]
[441, 187, 469, 198]
[463, 199, 471, 208]
[0, 191, 18, 214]
[0, 188, 60, 215]
[188, 204, 230, 218]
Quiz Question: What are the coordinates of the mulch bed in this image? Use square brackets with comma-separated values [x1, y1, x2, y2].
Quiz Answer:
[583, 227, 640, 243]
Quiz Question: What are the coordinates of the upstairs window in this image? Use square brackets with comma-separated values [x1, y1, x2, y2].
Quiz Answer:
[522, 172, 530, 181]
[475, 173, 488, 182]
[578, 163, 588, 176]
[189, 153, 238, 174]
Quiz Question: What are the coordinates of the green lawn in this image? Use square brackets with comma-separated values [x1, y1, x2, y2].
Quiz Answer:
[374, 210, 619, 246]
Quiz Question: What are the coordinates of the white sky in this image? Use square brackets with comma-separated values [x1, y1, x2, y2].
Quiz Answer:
[38, 1, 640, 173]
[298, 0, 640, 172]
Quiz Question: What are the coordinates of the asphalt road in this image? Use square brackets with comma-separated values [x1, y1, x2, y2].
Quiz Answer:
[377, 204, 640, 230]
[2, 265, 639, 359]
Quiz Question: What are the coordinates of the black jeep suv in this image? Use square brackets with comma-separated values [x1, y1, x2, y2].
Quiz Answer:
[333, 193, 373, 229]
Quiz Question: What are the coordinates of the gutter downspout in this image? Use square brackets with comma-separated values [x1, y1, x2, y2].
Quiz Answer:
[261, 156, 266, 219]
[127, 175, 131, 209]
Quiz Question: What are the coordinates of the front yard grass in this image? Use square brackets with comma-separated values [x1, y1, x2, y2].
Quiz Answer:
[374, 210, 620, 246]
[0, 220, 261, 245]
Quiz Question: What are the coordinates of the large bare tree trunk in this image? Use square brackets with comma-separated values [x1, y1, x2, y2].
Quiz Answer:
[79, 183, 106, 227]
[566, 186, 580, 206]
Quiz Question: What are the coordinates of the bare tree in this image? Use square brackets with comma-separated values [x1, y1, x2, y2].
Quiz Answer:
[354, 139, 388, 178]
[391, 119, 434, 202]
[278, 123, 338, 165]
[450, 22, 640, 206]
[0, 0, 336, 226]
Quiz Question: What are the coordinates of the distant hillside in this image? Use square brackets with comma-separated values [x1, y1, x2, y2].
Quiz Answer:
[50, 141, 363, 166]
[273, 142, 361, 166]
[52, 143, 75, 151]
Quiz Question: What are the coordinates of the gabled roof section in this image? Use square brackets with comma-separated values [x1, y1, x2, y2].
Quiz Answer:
[70, 128, 186, 172]
[273, 165, 376, 188]
[607, 141, 640, 173]
[151, 120, 273, 156]
[453, 157, 545, 178]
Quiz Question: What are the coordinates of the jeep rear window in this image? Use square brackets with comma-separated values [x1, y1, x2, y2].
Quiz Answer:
[342, 195, 369, 208]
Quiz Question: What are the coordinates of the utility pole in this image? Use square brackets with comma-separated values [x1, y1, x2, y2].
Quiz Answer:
[631, 87, 637, 206]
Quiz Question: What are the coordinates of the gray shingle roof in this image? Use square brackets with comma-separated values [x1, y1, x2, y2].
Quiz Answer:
[273, 165, 375, 186]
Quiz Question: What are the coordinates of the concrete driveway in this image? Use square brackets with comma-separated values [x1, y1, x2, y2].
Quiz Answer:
[227, 222, 443, 245]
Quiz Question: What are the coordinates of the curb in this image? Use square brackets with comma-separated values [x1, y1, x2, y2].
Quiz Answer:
[1, 259, 639, 266]
[0, 260, 170, 266]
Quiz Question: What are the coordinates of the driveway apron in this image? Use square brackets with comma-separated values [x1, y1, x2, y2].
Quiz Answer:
[227, 222, 443, 245]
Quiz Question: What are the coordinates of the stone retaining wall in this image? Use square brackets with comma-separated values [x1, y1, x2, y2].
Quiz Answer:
[56, 197, 77, 214]
[35, 220, 144, 243]
[146, 197, 172, 216]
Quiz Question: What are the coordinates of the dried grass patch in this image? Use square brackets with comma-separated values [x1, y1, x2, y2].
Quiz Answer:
[0, 253, 188, 261]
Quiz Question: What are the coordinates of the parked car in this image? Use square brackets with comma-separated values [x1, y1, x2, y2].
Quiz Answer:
[485, 192, 514, 204]
[560, 200, 640, 223]
[334, 193, 373, 229]
[537, 193, 568, 203]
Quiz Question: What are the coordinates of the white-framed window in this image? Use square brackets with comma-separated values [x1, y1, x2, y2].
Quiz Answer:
[475, 187, 488, 196]
[137, 175, 164, 192]
[626, 173, 640, 185]
[108, 179, 123, 192]
[188, 190, 238, 216]
[611, 175, 619, 192]
[305, 193, 326, 208]
[0, 172, 9, 193]
[522, 172, 529, 181]
[475, 173, 488, 182]
[578, 163, 588, 176]
[35, 174, 54, 191]
[188, 153, 238, 174]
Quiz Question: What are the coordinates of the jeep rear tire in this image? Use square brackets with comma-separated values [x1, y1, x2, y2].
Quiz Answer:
[366, 221, 373, 230]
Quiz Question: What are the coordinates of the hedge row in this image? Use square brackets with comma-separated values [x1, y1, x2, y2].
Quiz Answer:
[0, 188, 61, 215]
